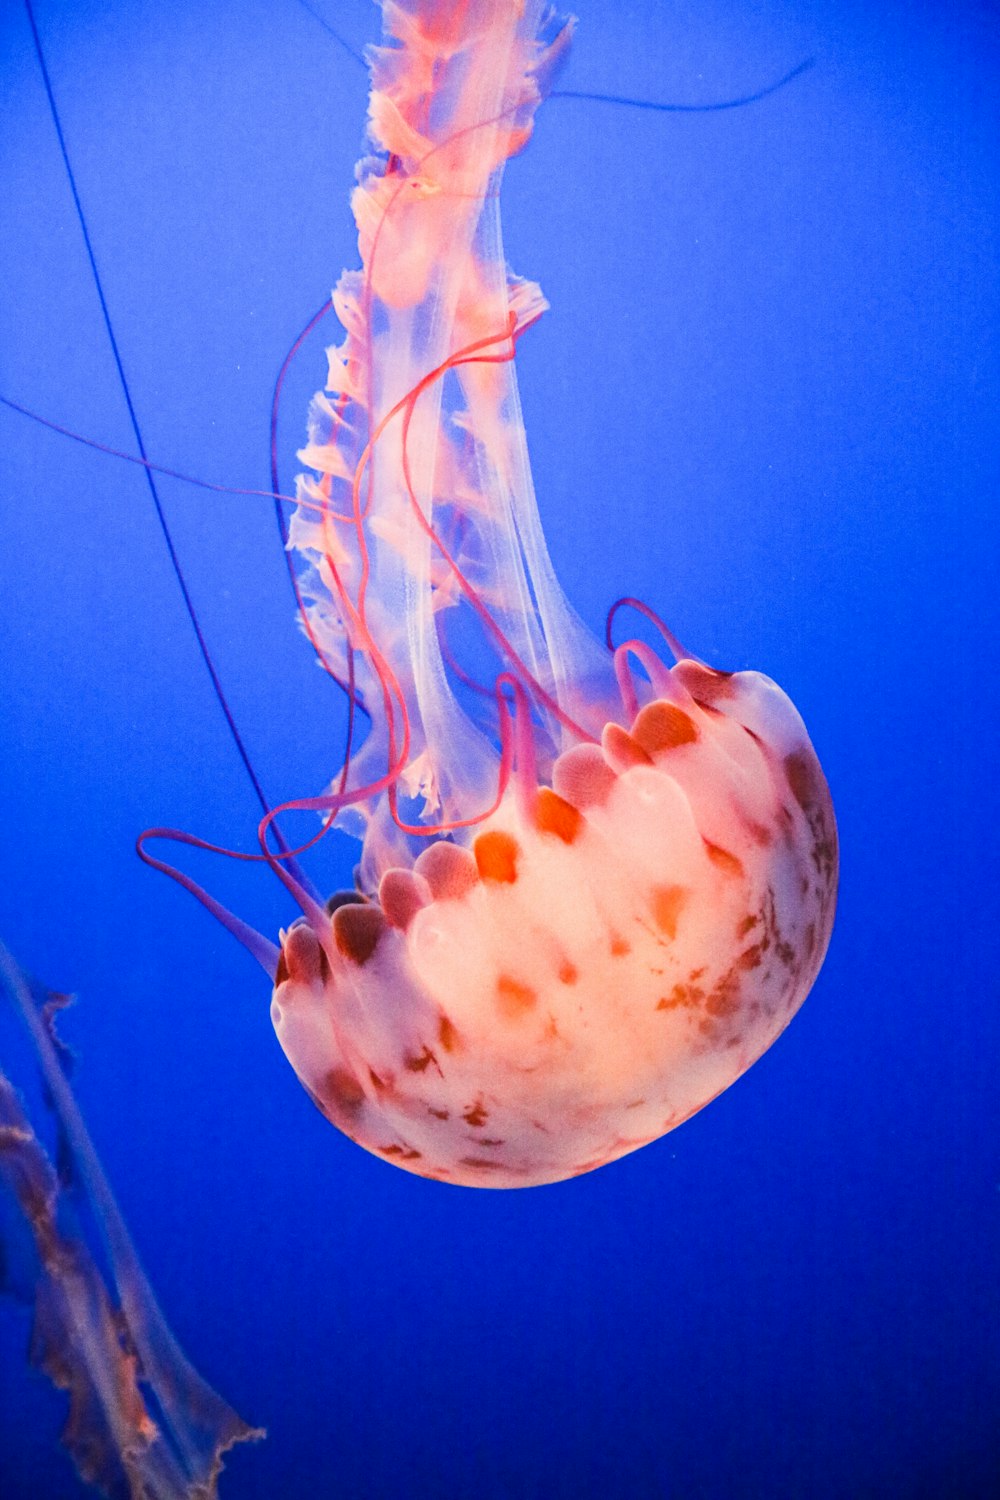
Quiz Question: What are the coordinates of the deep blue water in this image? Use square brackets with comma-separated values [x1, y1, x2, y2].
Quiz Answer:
[1, 1, 997, 1496]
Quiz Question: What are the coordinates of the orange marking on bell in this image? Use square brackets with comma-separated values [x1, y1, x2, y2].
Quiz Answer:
[703, 842, 745, 879]
[496, 974, 537, 1018]
[474, 829, 520, 883]
[651, 885, 688, 939]
[438, 1014, 459, 1053]
[601, 722, 652, 770]
[632, 700, 699, 754]
[535, 787, 582, 844]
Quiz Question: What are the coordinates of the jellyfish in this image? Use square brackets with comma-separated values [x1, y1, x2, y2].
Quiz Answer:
[132, 0, 837, 1191]
[0, 941, 261, 1498]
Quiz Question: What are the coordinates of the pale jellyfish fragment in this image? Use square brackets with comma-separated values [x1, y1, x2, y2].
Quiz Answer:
[0, 941, 262, 1497]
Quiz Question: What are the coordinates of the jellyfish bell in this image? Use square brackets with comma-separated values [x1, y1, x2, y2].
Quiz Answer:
[272, 657, 836, 1188]
[258, 0, 838, 1188]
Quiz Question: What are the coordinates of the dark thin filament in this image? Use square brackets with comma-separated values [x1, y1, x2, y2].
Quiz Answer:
[552, 57, 816, 113]
[21, 0, 315, 889]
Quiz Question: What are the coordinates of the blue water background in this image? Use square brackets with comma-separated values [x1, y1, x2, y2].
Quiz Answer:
[1, 0, 997, 1495]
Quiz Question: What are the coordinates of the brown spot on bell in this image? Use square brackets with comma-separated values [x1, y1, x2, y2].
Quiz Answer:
[784, 749, 819, 813]
[379, 868, 431, 929]
[332, 903, 386, 965]
[323, 1068, 366, 1114]
[279, 922, 329, 987]
[673, 661, 736, 706]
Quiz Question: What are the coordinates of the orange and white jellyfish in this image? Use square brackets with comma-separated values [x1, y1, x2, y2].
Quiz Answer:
[151, 0, 837, 1189]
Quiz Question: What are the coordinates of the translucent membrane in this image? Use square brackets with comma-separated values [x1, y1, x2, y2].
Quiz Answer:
[0, 943, 262, 1493]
